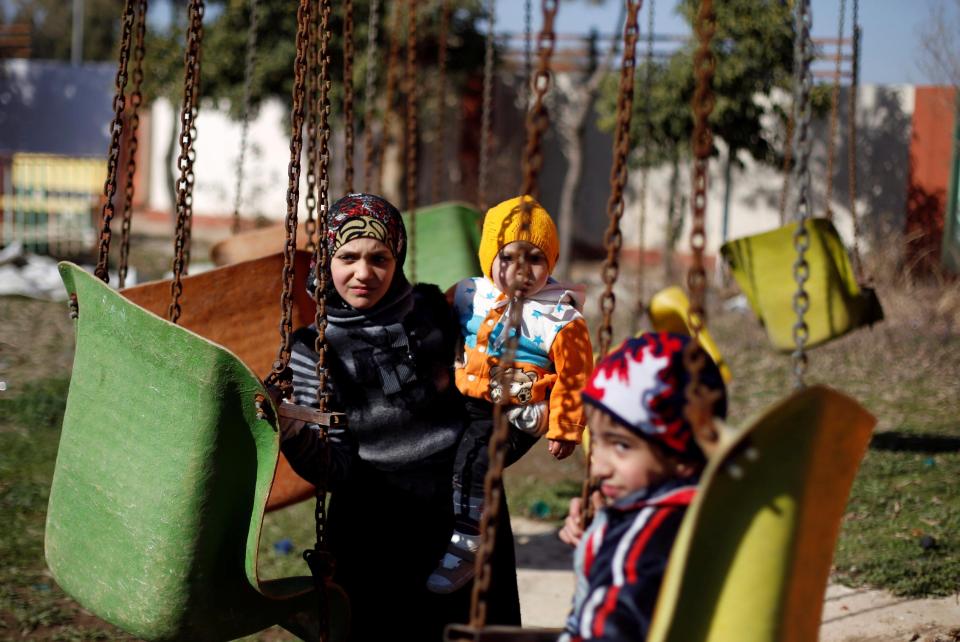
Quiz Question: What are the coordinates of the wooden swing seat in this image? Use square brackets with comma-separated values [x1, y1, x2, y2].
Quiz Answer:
[720, 218, 883, 351]
[647, 285, 733, 382]
[47, 262, 349, 641]
[648, 385, 875, 641]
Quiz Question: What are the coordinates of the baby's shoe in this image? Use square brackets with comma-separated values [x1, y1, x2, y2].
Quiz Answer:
[426, 531, 481, 594]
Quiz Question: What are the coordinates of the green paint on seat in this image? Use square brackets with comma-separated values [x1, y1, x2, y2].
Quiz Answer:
[721, 219, 883, 352]
[403, 201, 482, 289]
[46, 263, 347, 642]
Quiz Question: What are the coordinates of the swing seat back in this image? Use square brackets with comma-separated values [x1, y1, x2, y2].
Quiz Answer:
[46, 262, 348, 641]
[720, 219, 883, 351]
[402, 200, 483, 290]
[647, 286, 733, 382]
[648, 385, 875, 642]
[122, 252, 317, 511]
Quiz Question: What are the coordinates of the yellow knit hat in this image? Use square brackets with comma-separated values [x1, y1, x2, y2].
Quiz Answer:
[478, 196, 560, 279]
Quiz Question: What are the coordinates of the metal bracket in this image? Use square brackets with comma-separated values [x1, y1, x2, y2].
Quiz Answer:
[278, 401, 347, 427]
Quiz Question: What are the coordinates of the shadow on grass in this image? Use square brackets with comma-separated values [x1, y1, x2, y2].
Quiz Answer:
[869, 431, 960, 454]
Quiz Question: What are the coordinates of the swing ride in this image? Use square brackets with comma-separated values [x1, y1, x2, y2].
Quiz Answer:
[45, 0, 880, 640]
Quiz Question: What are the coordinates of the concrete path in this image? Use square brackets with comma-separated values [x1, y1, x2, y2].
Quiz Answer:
[512, 517, 960, 640]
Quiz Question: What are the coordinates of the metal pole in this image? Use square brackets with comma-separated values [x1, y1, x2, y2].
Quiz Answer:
[71, 0, 84, 65]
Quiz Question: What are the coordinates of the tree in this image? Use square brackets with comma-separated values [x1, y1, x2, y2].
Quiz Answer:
[917, 0, 960, 89]
[596, 0, 799, 270]
[9, 0, 121, 61]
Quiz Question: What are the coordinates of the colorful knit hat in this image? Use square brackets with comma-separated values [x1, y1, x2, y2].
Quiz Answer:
[581, 332, 728, 462]
[478, 195, 559, 280]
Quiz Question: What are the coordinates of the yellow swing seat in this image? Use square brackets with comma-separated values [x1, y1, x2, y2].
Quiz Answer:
[648, 385, 876, 641]
[720, 218, 883, 351]
[47, 263, 348, 641]
[647, 285, 733, 383]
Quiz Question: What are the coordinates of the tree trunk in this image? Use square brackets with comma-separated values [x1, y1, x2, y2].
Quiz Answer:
[664, 156, 682, 280]
[554, 104, 588, 280]
[165, 99, 178, 226]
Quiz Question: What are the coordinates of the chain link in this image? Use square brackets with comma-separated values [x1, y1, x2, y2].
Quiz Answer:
[477, 0, 496, 212]
[167, 0, 205, 323]
[405, 0, 419, 282]
[93, 0, 137, 283]
[469, 1, 557, 629]
[343, 0, 355, 193]
[118, 0, 148, 289]
[791, 0, 814, 389]
[848, 0, 863, 278]
[232, 0, 260, 236]
[523, 0, 532, 113]
[362, 0, 380, 190]
[823, 0, 846, 221]
[432, 0, 450, 204]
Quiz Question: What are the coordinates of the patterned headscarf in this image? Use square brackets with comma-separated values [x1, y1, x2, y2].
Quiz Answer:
[581, 332, 727, 463]
[307, 193, 409, 304]
[327, 193, 406, 264]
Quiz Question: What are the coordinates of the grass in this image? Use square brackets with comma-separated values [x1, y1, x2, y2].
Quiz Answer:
[0, 267, 958, 638]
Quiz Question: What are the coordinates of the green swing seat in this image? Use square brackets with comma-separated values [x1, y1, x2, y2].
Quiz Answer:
[721, 219, 883, 351]
[648, 385, 876, 641]
[402, 200, 483, 289]
[46, 263, 348, 642]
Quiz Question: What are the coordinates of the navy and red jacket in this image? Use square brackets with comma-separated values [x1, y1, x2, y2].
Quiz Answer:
[560, 477, 698, 642]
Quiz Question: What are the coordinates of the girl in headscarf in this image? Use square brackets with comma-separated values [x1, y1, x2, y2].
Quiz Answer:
[279, 193, 521, 641]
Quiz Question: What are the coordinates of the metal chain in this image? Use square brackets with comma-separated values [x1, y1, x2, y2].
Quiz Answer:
[824, 0, 846, 220]
[264, 0, 310, 390]
[117, 0, 148, 289]
[308, 3, 334, 639]
[377, 1, 403, 194]
[469, 0, 557, 630]
[343, 0, 355, 193]
[678, 0, 718, 461]
[167, 0, 205, 323]
[582, 0, 644, 533]
[477, 0, 496, 212]
[523, 0, 531, 113]
[405, 0, 418, 281]
[232, 0, 260, 236]
[634, 0, 654, 318]
[791, 0, 814, 389]
[848, 0, 863, 277]
[778, 105, 795, 226]
[314, 0, 333, 417]
[93, 0, 137, 283]
[362, 0, 380, 190]
[432, 0, 450, 204]
[597, 0, 643, 360]
[304, 3, 320, 254]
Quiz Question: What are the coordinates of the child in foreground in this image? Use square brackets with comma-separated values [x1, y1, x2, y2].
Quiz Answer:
[426, 195, 594, 593]
[558, 332, 727, 641]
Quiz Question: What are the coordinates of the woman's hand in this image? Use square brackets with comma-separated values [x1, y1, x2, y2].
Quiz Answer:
[548, 438, 576, 460]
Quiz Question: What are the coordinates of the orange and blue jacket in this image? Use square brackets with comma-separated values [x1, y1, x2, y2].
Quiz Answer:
[449, 276, 594, 442]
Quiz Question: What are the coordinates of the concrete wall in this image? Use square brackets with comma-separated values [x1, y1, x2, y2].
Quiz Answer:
[141, 80, 917, 257]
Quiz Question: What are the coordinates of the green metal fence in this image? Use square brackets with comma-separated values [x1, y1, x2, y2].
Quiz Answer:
[0, 153, 105, 256]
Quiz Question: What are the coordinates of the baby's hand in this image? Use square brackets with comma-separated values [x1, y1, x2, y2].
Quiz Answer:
[548, 438, 576, 460]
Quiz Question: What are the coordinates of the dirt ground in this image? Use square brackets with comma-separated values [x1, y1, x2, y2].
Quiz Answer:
[511, 517, 960, 641]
